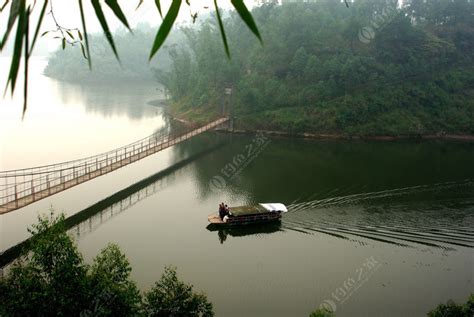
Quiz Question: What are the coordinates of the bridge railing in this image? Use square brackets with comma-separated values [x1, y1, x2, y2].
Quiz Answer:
[0, 126, 171, 178]
[0, 117, 228, 210]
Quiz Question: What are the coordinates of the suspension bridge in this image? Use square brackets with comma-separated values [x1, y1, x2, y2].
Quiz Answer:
[0, 117, 229, 214]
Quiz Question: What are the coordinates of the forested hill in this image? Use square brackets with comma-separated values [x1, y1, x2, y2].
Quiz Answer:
[156, 0, 474, 136]
[44, 24, 180, 82]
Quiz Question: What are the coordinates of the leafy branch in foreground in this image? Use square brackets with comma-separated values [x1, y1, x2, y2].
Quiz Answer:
[308, 294, 474, 317]
[0, 0, 261, 117]
[0, 211, 213, 316]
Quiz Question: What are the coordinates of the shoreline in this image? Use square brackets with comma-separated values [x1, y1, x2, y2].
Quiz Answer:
[169, 117, 474, 142]
[215, 128, 474, 141]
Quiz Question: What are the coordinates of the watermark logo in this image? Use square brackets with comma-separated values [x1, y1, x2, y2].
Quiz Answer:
[358, 26, 376, 44]
[320, 299, 337, 312]
[209, 175, 227, 193]
[358, 0, 398, 44]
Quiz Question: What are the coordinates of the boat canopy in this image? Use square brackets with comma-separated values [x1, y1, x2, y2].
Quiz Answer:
[259, 203, 288, 213]
[229, 203, 287, 217]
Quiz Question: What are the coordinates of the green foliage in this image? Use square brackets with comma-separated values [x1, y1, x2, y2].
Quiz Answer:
[159, 0, 474, 136]
[143, 266, 214, 317]
[88, 244, 142, 316]
[44, 24, 180, 82]
[427, 294, 474, 317]
[309, 307, 336, 317]
[0, 212, 214, 317]
[0, 0, 259, 116]
[0, 212, 90, 315]
[150, 0, 182, 61]
[308, 294, 474, 317]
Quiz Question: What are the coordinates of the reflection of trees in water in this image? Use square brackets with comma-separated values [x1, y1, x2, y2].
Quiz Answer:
[172, 137, 474, 209]
[53, 80, 165, 120]
[170, 133, 255, 200]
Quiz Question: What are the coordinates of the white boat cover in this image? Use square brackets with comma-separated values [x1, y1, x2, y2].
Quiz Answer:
[259, 203, 288, 213]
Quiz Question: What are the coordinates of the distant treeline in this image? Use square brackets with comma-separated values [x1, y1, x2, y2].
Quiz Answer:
[156, 0, 474, 136]
[44, 24, 181, 82]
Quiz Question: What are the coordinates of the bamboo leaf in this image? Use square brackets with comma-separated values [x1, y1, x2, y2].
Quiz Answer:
[105, 0, 131, 30]
[91, 0, 120, 60]
[214, 0, 230, 58]
[0, 0, 10, 12]
[155, 0, 163, 18]
[78, 30, 83, 41]
[23, 6, 30, 117]
[1, 0, 21, 50]
[230, 0, 261, 43]
[62, 37, 66, 50]
[80, 42, 87, 59]
[66, 30, 75, 40]
[5, 0, 25, 96]
[41, 31, 49, 37]
[29, 0, 48, 56]
[78, 0, 91, 68]
[150, 0, 181, 61]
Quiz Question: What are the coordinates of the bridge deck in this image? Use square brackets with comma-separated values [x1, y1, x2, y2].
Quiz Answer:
[0, 117, 228, 214]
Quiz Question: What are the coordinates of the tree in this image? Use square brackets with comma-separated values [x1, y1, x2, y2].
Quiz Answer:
[427, 294, 474, 317]
[154, 1, 474, 136]
[0, 213, 90, 316]
[143, 266, 214, 317]
[0, 212, 214, 316]
[309, 307, 336, 317]
[308, 295, 474, 317]
[0, 0, 262, 115]
[88, 244, 142, 316]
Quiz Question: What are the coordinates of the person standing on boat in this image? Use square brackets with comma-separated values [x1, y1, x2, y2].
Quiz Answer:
[219, 202, 226, 220]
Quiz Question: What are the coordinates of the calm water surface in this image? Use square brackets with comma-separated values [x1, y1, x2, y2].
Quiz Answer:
[1, 59, 473, 317]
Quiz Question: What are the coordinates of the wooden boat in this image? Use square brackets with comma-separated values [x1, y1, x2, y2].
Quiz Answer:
[206, 222, 282, 244]
[208, 203, 288, 227]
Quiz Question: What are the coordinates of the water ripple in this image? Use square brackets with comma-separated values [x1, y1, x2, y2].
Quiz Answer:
[283, 180, 474, 250]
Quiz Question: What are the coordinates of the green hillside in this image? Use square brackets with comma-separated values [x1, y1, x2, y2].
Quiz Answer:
[156, 0, 474, 136]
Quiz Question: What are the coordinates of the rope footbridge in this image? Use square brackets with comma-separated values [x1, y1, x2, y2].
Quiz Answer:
[0, 117, 229, 214]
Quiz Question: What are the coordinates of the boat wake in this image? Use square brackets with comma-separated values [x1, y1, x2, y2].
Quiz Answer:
[283, 180, 474, 250]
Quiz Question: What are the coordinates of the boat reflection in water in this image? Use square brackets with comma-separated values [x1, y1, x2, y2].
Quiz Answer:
[206, 222, 283, 244]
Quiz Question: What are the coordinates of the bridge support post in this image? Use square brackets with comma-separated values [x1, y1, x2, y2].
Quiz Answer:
[60, 170, 65, 189]
[31, 180, 35, 199]
[14, 185, 18, 208]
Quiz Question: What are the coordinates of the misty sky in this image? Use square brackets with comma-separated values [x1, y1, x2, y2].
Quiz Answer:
[0, 0, 255, 56]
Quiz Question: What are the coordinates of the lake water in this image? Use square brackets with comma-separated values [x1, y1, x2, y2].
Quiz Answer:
[1, 58, 473, 317]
